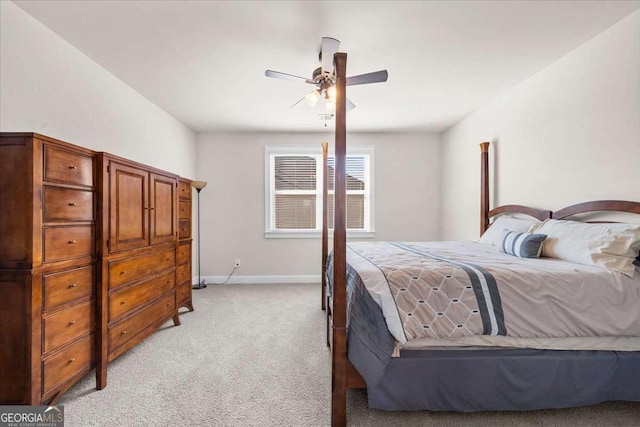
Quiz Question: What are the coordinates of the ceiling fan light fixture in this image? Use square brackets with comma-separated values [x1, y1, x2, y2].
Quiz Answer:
[305, 90, 321, 107]
[326, 86, 336, 101]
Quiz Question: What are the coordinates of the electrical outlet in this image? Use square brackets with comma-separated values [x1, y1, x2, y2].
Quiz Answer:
[234, 259, 241, 268]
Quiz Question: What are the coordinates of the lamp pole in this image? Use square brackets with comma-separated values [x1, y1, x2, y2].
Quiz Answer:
[191, 181, 207, 289]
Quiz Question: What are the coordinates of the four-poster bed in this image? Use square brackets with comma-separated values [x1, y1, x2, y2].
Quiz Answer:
[324, 53, 640, 426]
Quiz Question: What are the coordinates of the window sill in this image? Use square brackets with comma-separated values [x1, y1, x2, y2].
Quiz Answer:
[264, 230, 376, 239]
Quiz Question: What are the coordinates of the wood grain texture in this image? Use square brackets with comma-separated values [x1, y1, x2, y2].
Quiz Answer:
[321, 142, 328, 311]
[177, 178, 193, 312]
[0, 137, 35, 269]
[43, 300, 94, 353]
[43, 266, 93, 311]
[42, 335, 93, 395]
[480, 142, 490, 236]
[331, 51, 348, 427]
[1, 132, 96, 405]
[108, 270, 175, 322]
[488, 205, 552, 221]
[150, 172, 177, 245]
[43, 145, 93, 187]
[107, 247, 175, 290]
[553, 200, 640, 219]
[109, 161, 149, 252]
[43, 187, 93, 222]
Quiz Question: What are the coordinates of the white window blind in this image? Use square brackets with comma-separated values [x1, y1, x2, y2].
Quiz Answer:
[273, 156, 317, 229]
[265, 146, 374, 238]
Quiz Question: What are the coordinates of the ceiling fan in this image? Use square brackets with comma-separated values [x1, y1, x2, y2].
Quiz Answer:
[265, 37, 388, 117]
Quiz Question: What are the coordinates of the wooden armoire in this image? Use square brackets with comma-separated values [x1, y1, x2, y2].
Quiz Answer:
[0, 132, 194, 404]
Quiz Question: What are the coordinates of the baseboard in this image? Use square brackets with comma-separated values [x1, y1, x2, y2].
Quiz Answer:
[194, 275, 321, 285]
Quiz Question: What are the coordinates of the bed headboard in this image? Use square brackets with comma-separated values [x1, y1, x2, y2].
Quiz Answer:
[479, 142, 551, 235]
[478, 144, 639, 265]
[552, 200, 640, 219]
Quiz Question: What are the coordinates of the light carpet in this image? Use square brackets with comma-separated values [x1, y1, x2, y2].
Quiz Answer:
[60, 283, 639, 426]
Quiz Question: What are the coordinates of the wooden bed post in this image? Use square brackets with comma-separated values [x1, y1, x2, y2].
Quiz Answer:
[322, 142, 328, 311]
[332, 52, 348, 427]
[480, 142, 490, 236]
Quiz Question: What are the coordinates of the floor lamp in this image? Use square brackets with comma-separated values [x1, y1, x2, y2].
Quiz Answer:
[192, 180, 208, 289]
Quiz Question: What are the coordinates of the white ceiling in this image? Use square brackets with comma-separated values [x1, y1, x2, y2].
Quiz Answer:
[13, 0, 640, 133]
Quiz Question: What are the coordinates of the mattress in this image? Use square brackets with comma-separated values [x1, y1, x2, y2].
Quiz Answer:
[342, 241, 640, 348]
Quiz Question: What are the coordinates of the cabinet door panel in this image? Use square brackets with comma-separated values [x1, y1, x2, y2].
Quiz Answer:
[150, 173, 176, 245]
[109, 162, 149, 252]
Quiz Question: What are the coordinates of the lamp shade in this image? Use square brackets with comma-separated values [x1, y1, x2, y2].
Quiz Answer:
[192, 180, 208, 190]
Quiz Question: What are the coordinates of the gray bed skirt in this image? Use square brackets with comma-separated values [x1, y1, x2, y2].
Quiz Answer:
[349, 329, 640, 411]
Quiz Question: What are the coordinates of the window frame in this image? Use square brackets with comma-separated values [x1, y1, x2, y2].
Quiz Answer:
[264, 145, 375, 239]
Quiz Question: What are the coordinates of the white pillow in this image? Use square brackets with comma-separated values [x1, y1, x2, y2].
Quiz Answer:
[479, 216, 541, 246]
[536, 219, 640, 277]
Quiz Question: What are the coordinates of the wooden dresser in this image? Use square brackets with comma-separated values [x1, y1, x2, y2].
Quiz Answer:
[0, 133, 194, 403]
[177, 178, 194, 312]
[95, 154, 181, 388]
[0, 133, 96, 404]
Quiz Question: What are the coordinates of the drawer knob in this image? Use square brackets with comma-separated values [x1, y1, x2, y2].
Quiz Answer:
[68, 202, 77, 206]
[69, 358, 76, 363]
[166, 280, 171, 284]
[68, 165, 77, 170]
[166, 303, 170, 307]
[69, 320, 77, 325]
[121, 330, 127, 335]
[120, 300, 126, 305]
[69, 283, 77, 288]
[68, 240, 76, 244]
[120, 271, 127, 275]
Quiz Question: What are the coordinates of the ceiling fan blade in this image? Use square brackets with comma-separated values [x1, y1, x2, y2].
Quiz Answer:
[265, 70, 313, 84]
[346, 70, 388, 86]
[320, 37, 340, 75]
[290, 96, 306, 109]
[346, 98, 356, 111]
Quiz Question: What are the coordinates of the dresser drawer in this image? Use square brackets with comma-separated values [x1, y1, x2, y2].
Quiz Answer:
[178, 219, 191, 239]
[42, 335, 93, 394]
[43, 300, 94, 353]
[177, 281, 191, 304]
[177, 242, 190, 265]
[108, 248, 175, 290]
[178, 201, 191, 220]
[43, 266, 93, 311]
[109, 271, 175, 322]
[178, 180, 191, 200]
[43, 145, 93, 187]
[109, 294, 175, 352]
[43, 226, 93, 263]
[176, 262, 191, 285]
[43, 187, 93, 222]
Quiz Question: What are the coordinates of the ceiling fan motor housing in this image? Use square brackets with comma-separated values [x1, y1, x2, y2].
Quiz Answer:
[312, 67, 333, 83]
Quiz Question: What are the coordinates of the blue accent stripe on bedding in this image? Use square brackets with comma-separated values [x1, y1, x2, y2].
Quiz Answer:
[391, 242, 506, 336]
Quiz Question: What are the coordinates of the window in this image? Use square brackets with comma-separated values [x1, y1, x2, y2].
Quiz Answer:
[265, 146, 374, 238]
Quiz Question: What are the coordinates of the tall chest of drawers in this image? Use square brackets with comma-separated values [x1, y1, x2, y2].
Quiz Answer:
[0, 133, 96, 404]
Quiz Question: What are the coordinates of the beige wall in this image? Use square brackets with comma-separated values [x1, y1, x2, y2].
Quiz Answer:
[441, 11, 640, 241]
[195, 132, 440, 281]
[0, 1, 196, 177]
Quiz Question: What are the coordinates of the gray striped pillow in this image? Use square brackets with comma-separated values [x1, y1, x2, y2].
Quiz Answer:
[499, 229, 547, 258]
